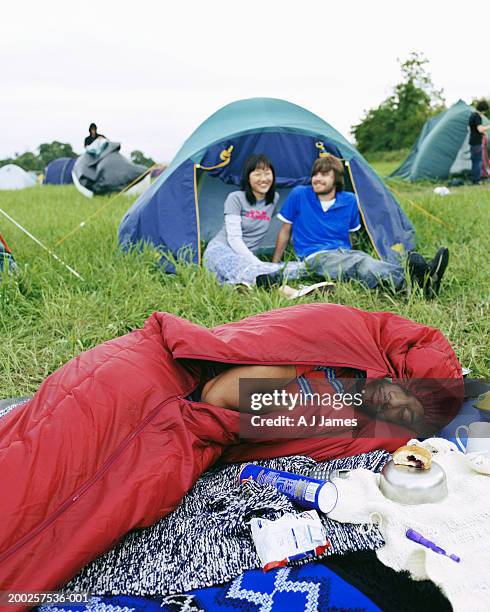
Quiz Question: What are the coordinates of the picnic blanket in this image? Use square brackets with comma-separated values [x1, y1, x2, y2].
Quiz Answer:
[41, 563, 381, 612]
[65, 452, 389, 595]
[329, 438, 490, 612]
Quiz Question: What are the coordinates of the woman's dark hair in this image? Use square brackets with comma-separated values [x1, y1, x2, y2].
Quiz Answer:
[240, 154, 276, 205]
[89, 123, 97, 131]
[476, 99, 489, 113]
[311, 155, 345, 191]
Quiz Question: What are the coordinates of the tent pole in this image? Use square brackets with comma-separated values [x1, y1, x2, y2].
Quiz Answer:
[0, 207, 84, 281]
[54, 165, 156, 248]
[192, 146, 234, 266]
[345, 161, 381, 259]
[193, 164, 202, 265]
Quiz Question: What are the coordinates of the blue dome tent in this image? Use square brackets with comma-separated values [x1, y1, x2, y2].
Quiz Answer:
[43, 157, 76, 185]
[119, 98, 415, 267]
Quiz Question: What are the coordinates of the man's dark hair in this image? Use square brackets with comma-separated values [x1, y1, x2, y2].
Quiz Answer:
[476, 99, 489, 112]
[310, 155, 345, 191]
[240, 154, 276, 205]
[89, 123, 97, 132]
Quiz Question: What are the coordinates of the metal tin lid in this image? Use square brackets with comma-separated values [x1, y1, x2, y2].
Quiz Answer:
[379, 459, 448, 505]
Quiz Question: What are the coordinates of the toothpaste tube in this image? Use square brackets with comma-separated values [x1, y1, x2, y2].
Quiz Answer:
[250, 510, 331, 571]
[239, 464, 338, 514]
[406, 528, 461, 563]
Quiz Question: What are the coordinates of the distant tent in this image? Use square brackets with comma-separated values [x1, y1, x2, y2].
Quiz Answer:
[72, 141, 149, 198]
[0, 165, 37, 190]
[390, 100, 490, 181]
[43, 157, 76, 185]
[119, 97, 415, 268]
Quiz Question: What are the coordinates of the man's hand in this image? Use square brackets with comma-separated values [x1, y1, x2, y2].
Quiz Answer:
[272, 223, 292, 263]
[349, 230, 359, 248]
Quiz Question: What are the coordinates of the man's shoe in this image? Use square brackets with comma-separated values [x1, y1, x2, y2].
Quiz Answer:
[407, 252, 429, 289]
[255, 271, 283, 289]
[425, 247, 449, 298]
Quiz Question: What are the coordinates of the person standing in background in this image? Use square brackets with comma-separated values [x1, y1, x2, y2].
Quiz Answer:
[84, 123, 106, 148]
[469, 100, 490, 184]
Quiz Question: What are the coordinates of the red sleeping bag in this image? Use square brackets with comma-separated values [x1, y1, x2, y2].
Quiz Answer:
[0, 304, 462, 600]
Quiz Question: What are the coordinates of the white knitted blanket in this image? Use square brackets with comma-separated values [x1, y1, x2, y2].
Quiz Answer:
[329, 438, 490, 612]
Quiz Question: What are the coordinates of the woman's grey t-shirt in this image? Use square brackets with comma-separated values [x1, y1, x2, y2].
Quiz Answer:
[209, 190, 279, 253]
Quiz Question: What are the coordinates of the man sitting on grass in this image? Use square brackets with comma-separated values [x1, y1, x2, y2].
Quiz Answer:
[258, 155, 449, 298]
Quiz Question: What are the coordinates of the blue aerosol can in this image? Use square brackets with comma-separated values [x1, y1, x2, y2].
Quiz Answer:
[239, 464, 338, 514]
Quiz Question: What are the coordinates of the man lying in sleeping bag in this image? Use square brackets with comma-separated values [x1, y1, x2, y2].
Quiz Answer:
[203, 365, 428, 427]
[200, 361, 461, 458]
[0, 303, 463, 603]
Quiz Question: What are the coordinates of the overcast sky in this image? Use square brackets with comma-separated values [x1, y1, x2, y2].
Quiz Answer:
[2, 0, 488, 163]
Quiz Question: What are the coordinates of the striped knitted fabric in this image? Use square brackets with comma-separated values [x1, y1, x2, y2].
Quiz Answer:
[65, 451, 390, 597]
[0, 396, 30, 420]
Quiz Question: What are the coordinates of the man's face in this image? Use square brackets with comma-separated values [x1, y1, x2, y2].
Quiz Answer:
[311, 170, 336, 195]
[362, 380, 424, 425]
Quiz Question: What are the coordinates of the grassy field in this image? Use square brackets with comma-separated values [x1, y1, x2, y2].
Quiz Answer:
[363, 149, 410, 177]
[1, 165, 489, 397]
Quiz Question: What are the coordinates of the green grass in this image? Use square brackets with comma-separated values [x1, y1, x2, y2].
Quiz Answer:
[0, 171, 489, 397]
[363, 149, 410, 177]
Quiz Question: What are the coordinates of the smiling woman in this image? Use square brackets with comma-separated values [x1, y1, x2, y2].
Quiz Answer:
[202, 153, 290, 286]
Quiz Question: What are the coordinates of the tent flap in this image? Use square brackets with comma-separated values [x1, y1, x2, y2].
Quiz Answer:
[119, 159, 198, 270]
[350, 158, 416, 262]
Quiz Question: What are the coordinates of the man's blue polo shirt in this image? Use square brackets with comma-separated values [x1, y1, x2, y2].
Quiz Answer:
[277, 186, 361, 259]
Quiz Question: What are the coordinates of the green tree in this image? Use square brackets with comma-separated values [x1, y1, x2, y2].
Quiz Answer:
[38, 141, 78, 167]
[131, 150, 155, 168]
[0, 141, 78, 172]
[0, 152, 43, 172]
[352, 52, 445, 154]
[12, 152, 42, 172]
[0, 157, 15, 170]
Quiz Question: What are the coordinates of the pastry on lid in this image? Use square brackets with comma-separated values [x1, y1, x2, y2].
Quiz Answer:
[393, 444, 432, 470]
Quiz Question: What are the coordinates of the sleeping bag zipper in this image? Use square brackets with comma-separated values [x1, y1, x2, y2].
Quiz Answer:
[0, 394, 184, 564]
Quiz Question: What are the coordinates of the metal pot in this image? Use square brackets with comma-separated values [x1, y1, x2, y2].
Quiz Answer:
[379, 460, 448, 505]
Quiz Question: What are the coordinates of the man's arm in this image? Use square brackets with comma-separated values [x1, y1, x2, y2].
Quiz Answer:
[348, 198, 362, 248]
[201, 364, 296, 411]
[477, 124, 490, 134]
[272, 223, 292, 263]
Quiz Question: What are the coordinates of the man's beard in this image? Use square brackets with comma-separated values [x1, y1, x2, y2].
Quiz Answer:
[315, 188, 335, 196]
